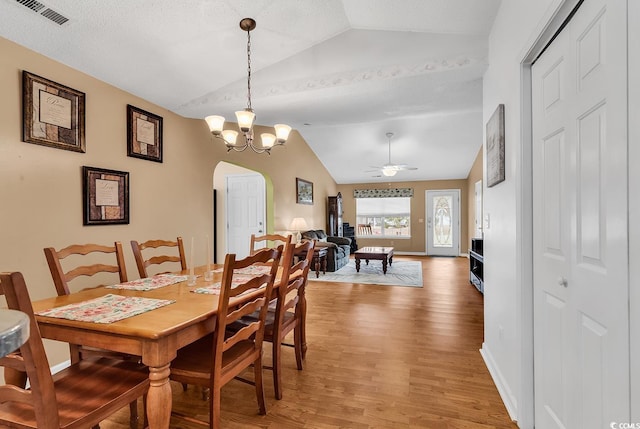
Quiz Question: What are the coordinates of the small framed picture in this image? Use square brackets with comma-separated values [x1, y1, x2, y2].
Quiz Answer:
[296, 178, 313, 205]
[83, 166, 130, 225]
[486, 104, 505, 187]
[127, 104, 163, 162]
[22, 71, 86, 152]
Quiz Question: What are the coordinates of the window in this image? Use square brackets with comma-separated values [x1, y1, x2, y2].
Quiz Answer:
[356, 197, 411, 238]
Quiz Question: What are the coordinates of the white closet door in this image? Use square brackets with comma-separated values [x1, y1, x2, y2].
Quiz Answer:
[532, 0, 629, 427]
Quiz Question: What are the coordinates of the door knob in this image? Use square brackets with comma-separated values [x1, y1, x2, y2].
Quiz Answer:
[557, 277, 568, 287]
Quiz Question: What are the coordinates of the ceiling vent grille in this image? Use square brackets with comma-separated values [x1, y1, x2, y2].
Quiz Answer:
[40, 8, 68, 25]
[14, 0, 69, 26]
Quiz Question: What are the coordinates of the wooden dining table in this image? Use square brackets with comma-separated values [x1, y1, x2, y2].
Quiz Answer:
[31, 264, 287, 429]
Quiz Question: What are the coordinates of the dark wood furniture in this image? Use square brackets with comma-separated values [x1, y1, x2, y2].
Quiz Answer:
[327, 193, 343, 237]
[130, 237, 187, 278]
[0, 271, 150, 429]
[309, 247, 328, 278]
[469, 238, 484, 294]
[354, 246, 394, 274]
[342, 222, 357, 253]
[168, 248, 281, 428]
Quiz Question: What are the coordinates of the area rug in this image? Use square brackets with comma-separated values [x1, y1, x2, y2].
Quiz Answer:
[308, 260, 423, 287]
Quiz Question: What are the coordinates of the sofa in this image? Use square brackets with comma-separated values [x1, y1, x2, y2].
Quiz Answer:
[301, 229, 351, 272]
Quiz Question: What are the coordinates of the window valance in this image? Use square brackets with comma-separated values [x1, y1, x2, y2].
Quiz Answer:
[353, 188, 413, 198]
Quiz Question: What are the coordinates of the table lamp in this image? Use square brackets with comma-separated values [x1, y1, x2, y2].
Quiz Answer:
[290, 217, 308, 243]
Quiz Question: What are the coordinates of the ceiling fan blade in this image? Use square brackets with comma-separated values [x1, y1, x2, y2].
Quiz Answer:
[394, 165, 418, 171]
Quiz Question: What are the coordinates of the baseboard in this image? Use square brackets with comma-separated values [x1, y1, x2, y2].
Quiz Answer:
[393, 251, 427, 256]
[51, 359, 71, 375]
[480, 343, 518, 422]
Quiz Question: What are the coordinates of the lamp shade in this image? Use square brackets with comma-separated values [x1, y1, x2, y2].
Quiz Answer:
[260, 133, 276, 148]
[274, 124, 292, 143]
[235, 110, 255, 132]
[205, 115, 225, 134]
[290, 217, 308, 231]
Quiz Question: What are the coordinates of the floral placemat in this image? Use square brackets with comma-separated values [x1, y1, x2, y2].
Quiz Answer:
[36, 294, 175, 324]
[106, 273, 188, 291]
[211, 266, 272, 275]
[192, 274, 260, 295]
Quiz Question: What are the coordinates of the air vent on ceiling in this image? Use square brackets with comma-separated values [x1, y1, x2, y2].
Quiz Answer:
[14, 0, 69, 26]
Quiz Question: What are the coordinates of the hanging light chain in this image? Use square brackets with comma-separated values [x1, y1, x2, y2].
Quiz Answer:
[246, 26, 252, 111]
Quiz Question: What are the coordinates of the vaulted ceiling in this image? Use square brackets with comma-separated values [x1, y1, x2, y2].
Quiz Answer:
[0, 0, 501, 183]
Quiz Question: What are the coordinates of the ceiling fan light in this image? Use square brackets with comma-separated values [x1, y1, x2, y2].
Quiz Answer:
[205, 115, 225, 135]
[382, 166, 397, 177]
[235, 109, 255, 132]
[274, 124, 292, 143]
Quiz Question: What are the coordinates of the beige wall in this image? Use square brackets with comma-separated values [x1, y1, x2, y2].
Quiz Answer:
[337, 179, 470, 254]
[466, 148, 483, 248]
[0, 36, 336, 365]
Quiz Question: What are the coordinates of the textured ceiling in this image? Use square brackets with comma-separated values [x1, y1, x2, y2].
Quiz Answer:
[0, 0, 501, 184]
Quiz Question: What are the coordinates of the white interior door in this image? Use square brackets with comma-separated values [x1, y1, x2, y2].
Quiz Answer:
[532, 0, 629, 427]
[426, 190, 460, 256]
[225, 173, 266, 259]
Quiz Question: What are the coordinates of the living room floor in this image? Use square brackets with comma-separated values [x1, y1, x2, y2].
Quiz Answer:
[104, 256, 517, 428]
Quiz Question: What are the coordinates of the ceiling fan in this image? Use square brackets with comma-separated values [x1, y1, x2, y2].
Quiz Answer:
[367, 132, 418, 177]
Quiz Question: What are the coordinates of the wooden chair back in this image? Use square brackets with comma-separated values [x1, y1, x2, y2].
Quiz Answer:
[269, 240, 315, 399]
[250, 233, 291, 256]
[0, 272, 149, 429]
[130, 237, 187, 278]
[169, 247, 281, 427]
[357, 224, 373, 235]
[43, 242, 128, 296]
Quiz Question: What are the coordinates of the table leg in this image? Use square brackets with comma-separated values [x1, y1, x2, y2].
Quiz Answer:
[321, 255, 327, 274]
[146, 363, 172, 429]
[355, 257, 361, 272]
[313, 255, 320, 278]
[382, 257, 388, 274]
[389, 256, 393, 266]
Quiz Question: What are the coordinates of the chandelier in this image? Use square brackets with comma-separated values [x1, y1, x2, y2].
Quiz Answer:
[205, 18, 291, 154]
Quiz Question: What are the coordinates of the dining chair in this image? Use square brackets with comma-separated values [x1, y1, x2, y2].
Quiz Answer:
[169, 247, 281, 429]
[0, 271, 150, 429]
[249, 233, 291, 256]
[44, 242, 128, 297]
[43, 242, 141, 428]
[228, 239, 315, 399]
[130, 236, 187, 278]
[357, 223, 373, 235]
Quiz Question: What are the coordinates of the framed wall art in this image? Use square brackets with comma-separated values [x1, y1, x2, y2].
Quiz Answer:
[486, 103, 505, 187]
[22, 71, 86, 152]
[127, 104, 163, 162]
[82, 166, 130, 225]
[296, 178, 314, 205]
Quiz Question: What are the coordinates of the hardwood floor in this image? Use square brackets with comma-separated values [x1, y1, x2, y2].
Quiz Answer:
[103, 256, 517, 428]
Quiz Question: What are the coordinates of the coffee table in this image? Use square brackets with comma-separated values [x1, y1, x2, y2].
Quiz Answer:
[354, 246, 394, 274]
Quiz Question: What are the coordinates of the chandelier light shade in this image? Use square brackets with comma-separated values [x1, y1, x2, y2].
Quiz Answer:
[205, 18, 292, 154]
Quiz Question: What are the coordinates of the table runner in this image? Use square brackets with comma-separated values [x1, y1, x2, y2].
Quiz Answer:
[106, 273, 188, 291]
[36, 294, 175, 323]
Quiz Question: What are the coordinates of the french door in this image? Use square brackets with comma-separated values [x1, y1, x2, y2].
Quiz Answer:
[425, 190, 460, 256]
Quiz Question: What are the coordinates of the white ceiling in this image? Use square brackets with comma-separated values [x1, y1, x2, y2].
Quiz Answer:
[0, 0, 500, 184]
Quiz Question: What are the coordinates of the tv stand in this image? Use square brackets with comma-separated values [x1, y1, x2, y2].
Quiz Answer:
[469, 238, 483, 294]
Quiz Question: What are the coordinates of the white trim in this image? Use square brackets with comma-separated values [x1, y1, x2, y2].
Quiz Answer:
[480, 344, 518, 423]
[50, 359, 71, 375]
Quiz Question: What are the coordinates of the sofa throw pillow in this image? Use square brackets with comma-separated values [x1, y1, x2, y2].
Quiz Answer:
[315, 230, 328, 242]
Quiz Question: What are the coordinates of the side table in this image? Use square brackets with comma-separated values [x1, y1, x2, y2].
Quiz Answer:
[310, 247, 328, 278]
